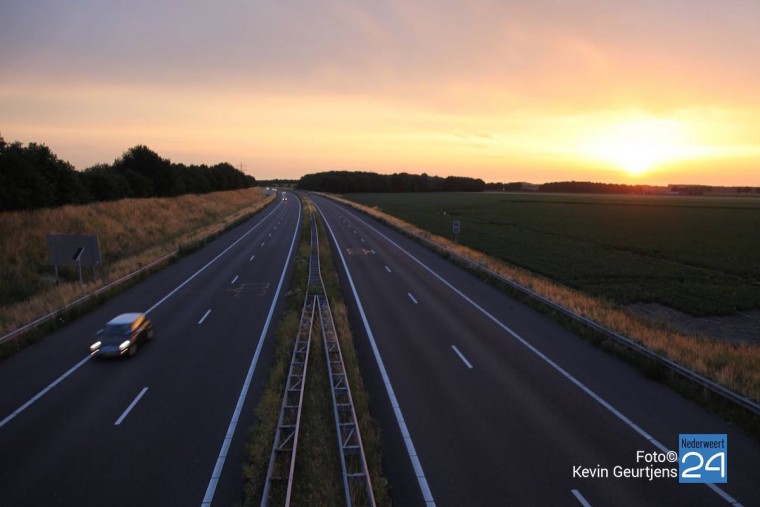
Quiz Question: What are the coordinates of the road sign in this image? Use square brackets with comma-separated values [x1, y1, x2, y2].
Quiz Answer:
[47, 234, 101, 284]
[452, 221, 461, 234]
[47, 234, 101, 267]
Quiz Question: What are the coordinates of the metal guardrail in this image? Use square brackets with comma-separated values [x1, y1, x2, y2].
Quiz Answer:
[326, 195, 760, 417]
[1, 196, 277, 348]
[0, 250, 177, 346]
[431, 235, 760, 416]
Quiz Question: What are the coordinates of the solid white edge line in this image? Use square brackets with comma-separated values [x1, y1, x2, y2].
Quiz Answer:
[114, 387, 149, 426]
[312, 198, 436, 507]
[201, 197, 302, 507]
[0, 355, 91, 429]
[571, 489, 592, 507]
[706, 483, 743, 506]
[407, 292, 418, 304]
[198, 309, 212, 325]
[451, 345, 473, 369]
[231, 275, 239, 285]
[337, 200, 743, 507]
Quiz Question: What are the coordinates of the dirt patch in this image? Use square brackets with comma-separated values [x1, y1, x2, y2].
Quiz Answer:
[628, 303, 760, 345]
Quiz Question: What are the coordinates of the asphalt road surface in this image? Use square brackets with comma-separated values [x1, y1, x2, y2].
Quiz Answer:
[309, 193, 760, 507]
[0, 194, 301, 506]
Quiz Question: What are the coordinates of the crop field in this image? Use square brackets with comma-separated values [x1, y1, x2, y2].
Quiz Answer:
[345, 192, 760, 317]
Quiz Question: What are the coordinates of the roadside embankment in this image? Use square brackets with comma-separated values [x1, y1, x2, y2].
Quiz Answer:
[0, 187, 274, 355]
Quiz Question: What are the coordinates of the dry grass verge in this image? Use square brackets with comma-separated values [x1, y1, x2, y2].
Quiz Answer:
[0, 188, 273, 340]
[329, 194, 760, 407]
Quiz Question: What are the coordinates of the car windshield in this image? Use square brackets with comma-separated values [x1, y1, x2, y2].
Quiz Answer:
[102, 324, 131, 337]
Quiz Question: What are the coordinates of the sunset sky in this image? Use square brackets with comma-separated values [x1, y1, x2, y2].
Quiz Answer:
[2, 0, 759, 185]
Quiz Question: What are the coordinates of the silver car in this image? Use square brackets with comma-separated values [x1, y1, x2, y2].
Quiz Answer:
[90, 313, 154, 358]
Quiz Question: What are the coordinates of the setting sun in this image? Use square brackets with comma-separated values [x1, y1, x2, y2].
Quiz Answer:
[594, 140, 670, 175]
[580, 117, 694, 176]
[2, 1, 760, 185]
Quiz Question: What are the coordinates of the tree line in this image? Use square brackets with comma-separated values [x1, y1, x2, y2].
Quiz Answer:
[537, 181, 647, 194]
[297, 170, 485, 193]
[0, 137, 256, 211]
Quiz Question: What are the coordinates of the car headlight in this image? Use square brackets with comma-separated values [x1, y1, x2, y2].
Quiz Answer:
[90, 341, 101, 352]
[119, 340, 131, 351]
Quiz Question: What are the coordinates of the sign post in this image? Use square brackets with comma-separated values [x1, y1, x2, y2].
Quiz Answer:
[73, 247, 85, 286]
[452, 220, 461, 243]
[47, 234, 101, 285]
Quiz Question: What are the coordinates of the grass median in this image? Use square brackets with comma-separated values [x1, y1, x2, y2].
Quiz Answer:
[242, 199, 390, 505]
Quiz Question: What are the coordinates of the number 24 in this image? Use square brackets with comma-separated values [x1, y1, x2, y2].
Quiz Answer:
[681, 452, 725, 478]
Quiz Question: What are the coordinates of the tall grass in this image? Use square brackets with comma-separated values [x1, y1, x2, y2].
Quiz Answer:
[0, 188, 273, 336]
[330, 195, 760, 405]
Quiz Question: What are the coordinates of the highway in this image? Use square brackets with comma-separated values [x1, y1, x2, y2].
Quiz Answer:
[309, 193, 760, 507]
[0, 195, 301, 506]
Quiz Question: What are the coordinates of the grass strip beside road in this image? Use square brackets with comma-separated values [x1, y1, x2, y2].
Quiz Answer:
[242, 199, 390, 505]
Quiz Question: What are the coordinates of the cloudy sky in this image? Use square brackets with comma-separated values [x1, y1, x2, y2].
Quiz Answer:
[2, 0, 759, 184]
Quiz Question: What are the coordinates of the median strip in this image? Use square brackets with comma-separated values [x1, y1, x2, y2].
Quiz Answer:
[312, 197, 430, 506]
[243, 199, 390, 506]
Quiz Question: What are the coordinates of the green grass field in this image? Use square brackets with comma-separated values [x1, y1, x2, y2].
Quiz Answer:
[345, 192, 760, 316]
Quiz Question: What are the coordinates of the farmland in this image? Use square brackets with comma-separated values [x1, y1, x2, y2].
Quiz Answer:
[345, 193, 760, 317]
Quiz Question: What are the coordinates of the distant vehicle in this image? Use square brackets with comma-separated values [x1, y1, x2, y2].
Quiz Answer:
[90, 313, 153, 358]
